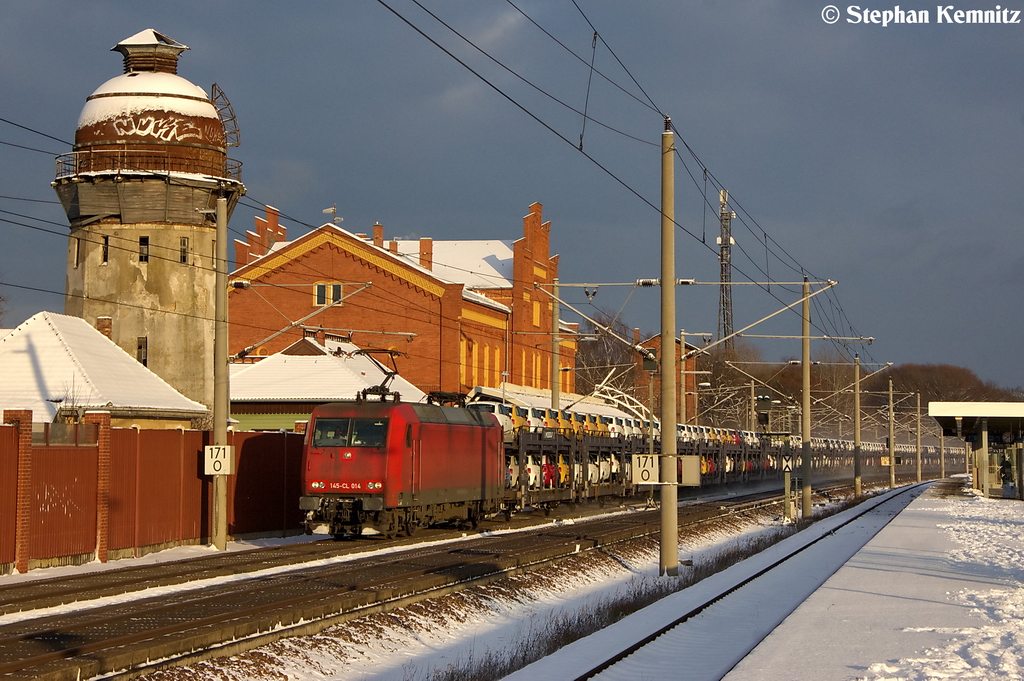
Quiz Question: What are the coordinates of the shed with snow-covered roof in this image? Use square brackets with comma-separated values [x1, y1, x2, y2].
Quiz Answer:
[229, 334, 427, 431]
[0, 312, 208, 428]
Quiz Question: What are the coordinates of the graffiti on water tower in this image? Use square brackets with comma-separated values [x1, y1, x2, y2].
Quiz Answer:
[102, 113, 221, 144]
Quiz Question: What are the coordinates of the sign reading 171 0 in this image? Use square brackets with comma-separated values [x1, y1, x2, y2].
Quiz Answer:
[632, 454, 659, 485]
[204, 445, 236, 475]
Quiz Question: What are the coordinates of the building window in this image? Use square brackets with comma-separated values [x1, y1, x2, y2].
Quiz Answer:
[102, 236, 109, 264]
[460, 337, 466, 386]
[483, 344, 490, 388]
[313, 282, 343, 307]
[533, 300, 541, 327]
[139, 236, 150, 263]
[180, 237, 189, 264]
[136, 336, 148, 367]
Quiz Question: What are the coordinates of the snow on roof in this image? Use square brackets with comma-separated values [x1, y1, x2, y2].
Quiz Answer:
[230, 339, 426, 403]
[470, 383, 628, 417]
[462, 288, 509, 313]
[392, 239, 514, 289]
[0, 312, 207, 420]
[928, 402, 1024, 418]
[236, 224, 511, 312]
[78, 72, 216, 129]
[114, 29, 187, 50]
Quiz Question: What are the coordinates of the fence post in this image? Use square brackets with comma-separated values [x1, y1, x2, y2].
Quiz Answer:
[84, 411, 111, 563]
[4, 409, 33, 574]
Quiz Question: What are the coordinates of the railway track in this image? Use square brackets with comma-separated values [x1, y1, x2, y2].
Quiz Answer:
[0, 479, 922, 680]
[549, 479, 956, 681]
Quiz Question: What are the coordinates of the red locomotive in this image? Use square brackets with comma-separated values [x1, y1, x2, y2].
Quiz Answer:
[299, 398, 504, 538]
[299, 391, 956, 539]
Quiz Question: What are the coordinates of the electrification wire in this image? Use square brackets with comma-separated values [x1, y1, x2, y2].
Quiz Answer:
[570, 0, 662, 114]
[504, 0, 659, 113]
[404, 0, 655, 148]
[0, 140, 60, 155]
[0, 194, 60, 204]
[1, 10, 872, 364]
[0, 117, 72, 147]
[578, 30, 598, 151]
[0, 58, 814, 329]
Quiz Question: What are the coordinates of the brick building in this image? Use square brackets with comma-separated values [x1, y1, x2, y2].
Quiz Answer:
[228, 203, 576, 395]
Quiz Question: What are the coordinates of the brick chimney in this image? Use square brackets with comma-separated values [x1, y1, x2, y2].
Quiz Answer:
[419, 237, 433, 271]
[373, 223, 384, 248]
[96, 317, 113, 339]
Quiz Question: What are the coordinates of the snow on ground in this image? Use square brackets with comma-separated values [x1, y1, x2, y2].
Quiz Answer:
[21, 482, 1023, 680]
[143, 504, 791, 681]
[145, 481, 1024, 681]
[722, 482, 1024, 681]
[857, 490, 1024, 680]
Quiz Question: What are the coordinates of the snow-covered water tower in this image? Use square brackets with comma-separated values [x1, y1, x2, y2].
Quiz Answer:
[52, 29, 245, 411]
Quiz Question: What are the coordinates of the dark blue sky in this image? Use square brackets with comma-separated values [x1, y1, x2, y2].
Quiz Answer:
[2, 1, 1022, 387]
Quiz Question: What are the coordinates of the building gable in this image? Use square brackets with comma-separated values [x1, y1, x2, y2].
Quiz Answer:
[234, 226, 446, 298]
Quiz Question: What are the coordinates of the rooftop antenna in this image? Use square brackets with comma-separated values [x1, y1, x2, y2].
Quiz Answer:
[322, 204, 344, 225]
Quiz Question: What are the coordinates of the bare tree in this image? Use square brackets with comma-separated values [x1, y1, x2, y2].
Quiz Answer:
[573, 310, 641, 400]
[866, 363, 1015, 404]
[699, 340, 764, 429]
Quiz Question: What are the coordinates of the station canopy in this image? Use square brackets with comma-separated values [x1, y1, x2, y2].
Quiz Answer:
[929, 402, 1024, 442]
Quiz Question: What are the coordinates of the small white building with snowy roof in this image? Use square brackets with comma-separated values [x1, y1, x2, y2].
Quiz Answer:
[229, 334, 427, 431]
[0, 312, 208, 428]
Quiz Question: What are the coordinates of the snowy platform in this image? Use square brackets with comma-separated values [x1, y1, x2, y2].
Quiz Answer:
[728, 483, 1024, 679]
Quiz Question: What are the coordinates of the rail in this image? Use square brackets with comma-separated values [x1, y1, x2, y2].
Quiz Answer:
[0, 487, 824, 679]
[564, 481, 935, 681]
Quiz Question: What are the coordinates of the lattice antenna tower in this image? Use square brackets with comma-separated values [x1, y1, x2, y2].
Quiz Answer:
[717, 189, 736, 349]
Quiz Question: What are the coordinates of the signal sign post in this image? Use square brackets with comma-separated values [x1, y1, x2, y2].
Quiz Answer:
[763, 433, 794, 522]
[633, 453, 658, 486]
[204, 445, 236, 476]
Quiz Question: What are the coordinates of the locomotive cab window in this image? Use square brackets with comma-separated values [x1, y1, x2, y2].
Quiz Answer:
[351, 419, 388, 447]
[311, 418, 389, 448]
[312, 418, 351, 447]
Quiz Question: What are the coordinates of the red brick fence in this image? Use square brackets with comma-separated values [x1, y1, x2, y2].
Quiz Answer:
[0, 409, 304, 574]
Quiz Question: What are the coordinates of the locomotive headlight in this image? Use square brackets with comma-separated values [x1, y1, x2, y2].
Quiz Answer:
[366, 481, 383, 490]
[310, 481, 326, 490]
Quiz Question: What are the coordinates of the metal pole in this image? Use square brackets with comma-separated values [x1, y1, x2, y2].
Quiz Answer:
[679, 329, 687, 426]
[659, 116, 678, 577]
[213, 195, 229, 551]
[888, 378, 895, 489]
[981, 418, 990, 498]
[783, 440, 792, 522]
[801, 277, 812, 519]
[749, 381, 756, 432]
[854, 353, 862, 498]
[940, 431, 946, 479]
[551, 278, 560, 411]
[916, 392, 922, 483]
